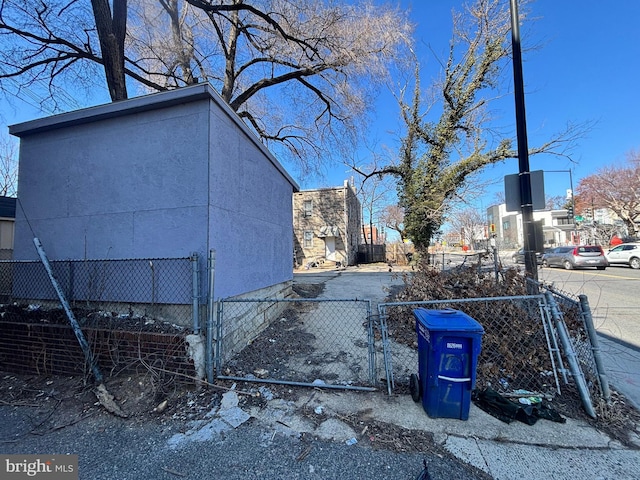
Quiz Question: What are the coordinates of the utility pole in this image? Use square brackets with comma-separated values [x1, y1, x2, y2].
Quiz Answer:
[509, 0, 538, 285]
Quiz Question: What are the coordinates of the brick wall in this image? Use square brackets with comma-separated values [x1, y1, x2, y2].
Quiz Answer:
[0, 321, 193, 381]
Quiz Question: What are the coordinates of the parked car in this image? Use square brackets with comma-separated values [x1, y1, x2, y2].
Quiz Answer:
[541, 245, 608, 270]
[605, 242, 640, 269]
[511, 248, 544, 264]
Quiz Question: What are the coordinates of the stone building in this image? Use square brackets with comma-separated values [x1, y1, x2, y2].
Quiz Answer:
[293, 180, 361, 267]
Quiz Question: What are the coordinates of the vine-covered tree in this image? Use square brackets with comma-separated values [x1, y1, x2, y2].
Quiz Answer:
[575, 149, 640, 237]
[352, 0, 583, 250]
[0, 0, 412, 170]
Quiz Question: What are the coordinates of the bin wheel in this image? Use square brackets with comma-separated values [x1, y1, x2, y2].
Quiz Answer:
[409, 374, 421, 402]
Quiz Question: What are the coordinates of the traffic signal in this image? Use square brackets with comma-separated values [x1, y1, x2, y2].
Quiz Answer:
[567, 205, 574, 218]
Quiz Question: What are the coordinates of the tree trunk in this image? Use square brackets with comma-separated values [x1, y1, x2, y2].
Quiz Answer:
[91, 0, 128, 101]
[163, 0, 197, 84]
[221, 6, 240, 104]
[624, 218, 638, 237]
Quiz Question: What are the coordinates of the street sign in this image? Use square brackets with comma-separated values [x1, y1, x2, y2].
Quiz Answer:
[504, 170, 546, 212]
[575, 215, 584, 222]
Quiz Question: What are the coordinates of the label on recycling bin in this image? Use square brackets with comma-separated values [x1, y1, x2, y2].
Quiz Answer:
[418, 324, 430, 342]
[446, 342, 464, 350]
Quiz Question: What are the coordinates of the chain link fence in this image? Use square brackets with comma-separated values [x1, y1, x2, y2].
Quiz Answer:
[0, 251, 609, 414]
[0, 256, 201, 379]
[215, 298, 376, 390]
[378, 295, 561, 398]
[0, 256, 198, 325]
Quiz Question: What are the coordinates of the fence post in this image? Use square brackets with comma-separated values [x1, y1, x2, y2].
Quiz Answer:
[544, 291, 596, 418]
[191, 253, 200, 334]
[578, 294, 611, 402]
[206, 249, 216, 384]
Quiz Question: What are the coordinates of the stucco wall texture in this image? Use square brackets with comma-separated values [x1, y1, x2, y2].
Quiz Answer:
[9, 84, 298, 299]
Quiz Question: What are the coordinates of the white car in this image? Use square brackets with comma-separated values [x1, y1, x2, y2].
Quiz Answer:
[605, 242, 640, 269]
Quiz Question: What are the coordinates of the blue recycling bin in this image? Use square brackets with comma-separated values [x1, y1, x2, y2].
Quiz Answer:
[411, 308, 484, 420]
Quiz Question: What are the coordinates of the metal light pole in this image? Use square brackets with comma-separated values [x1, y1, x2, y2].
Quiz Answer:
[509, 0, 538, 283]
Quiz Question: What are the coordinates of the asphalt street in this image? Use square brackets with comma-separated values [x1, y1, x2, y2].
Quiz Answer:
[0, 391, 488, 480]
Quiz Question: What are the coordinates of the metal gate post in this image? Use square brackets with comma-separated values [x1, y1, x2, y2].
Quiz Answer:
[365, 300, 375, 385]
[578, 294, 611, 402]
[191, 252, 200, 334]
[545, 291, 596, 418]
[206, 249, 216, 384]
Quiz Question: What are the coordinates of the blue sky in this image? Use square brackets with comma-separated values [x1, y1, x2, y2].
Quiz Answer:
[2, 0, 639, 212]
[320, 0, 640, 211]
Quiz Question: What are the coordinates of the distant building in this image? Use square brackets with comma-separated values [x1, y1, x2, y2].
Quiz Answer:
[0, 196, 16, 257]
[487, 203, 577, 248]
[488, 201, 640, 248]
[293, 181, 361, 267]
[362, 225, 384, 245]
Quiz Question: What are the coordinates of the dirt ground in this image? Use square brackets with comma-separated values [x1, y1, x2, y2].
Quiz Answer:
[0, 370, 451, 457]
[1, 366, 639, 457]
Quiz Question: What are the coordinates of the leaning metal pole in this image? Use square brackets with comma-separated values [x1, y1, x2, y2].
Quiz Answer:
[206, 249, 216, 384]
[509, 0, 538, 286]
[191, 252, 200, 334]
[545, 291, 596, 418]
[33, 237, 103, 384]
[578, 294, 611, 402]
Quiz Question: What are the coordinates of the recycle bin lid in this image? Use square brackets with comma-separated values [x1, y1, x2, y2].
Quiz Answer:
[413, 308, 484, 333]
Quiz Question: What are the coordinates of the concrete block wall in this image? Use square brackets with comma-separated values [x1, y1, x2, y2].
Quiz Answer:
[217, 281, 293, 367]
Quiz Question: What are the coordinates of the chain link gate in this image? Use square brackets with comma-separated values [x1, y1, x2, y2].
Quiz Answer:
[534, 280, 611, 415]
[214, 298, 377, 391]
[377, 295, 562, 398]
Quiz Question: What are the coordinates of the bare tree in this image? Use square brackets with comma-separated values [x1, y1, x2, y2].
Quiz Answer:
[0, 133, 18, 196]
[447, 207, 486, 248]
[575, 149, 640, 237]
[379, 204, 406, 242]
[546, 194, 567, 210]
[580, 221, 623, 247]
[92, 0, 128, 101]
[355, 172, 394, 264]
[1, 0, 413, 170]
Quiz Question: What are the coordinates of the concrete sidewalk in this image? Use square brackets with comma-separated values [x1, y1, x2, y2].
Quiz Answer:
[598, 333, 640, 410]
[291, 266, 640, 479]
[250, 387, 639, 480]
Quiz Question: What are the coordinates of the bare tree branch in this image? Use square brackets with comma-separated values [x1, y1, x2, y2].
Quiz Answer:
[2, 0, 412, 172]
